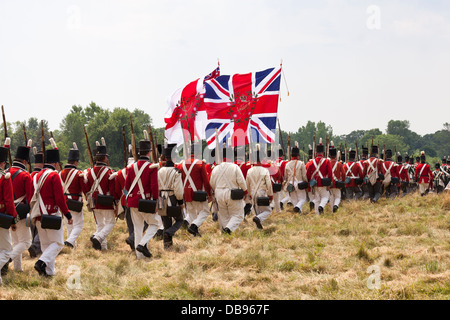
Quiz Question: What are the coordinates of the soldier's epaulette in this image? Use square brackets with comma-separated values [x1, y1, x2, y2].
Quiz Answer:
[3, 172, 10, 179]
[149, 163, 160, 170]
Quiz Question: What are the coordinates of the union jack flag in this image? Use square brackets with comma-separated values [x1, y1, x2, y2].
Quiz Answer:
[204, 67, 281, 148]
[204, 66, 221, 82]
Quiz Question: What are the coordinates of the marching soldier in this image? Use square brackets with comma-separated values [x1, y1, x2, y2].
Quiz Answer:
[0, 143, 17, 284]
[234, 146, 253, 217]
[8, 140, 33, 272]
[157, 143, 184, 250]
[30, 142, 73, 277]
[408, 156, 417, 193]
[265, 148, 283, 213]
[365, 145, 383, 203]
[209, 146, 248, 234]
[125, 138, 161, 257]
[329, 143, 346, 212]
[284, 142, 308, 214]
[246, 145, 273, 229]
[274, 145, 288, 211]
[433, 163, 448, 194]
[28, 149, 43, 258]
[59, 143, 86, 249]
[84, 139, 117, 251]
[305, 146, 315, 212]
[380, 149, 399, 199]
[396, 153, 410, 197]
[344, 149, 364, 200]
[178, 141, 213, 237]
[358, 147, 369, 199]
[306, 138, 332, 215]
[414, 151, 433, 196]
[111, 152, 135, 251]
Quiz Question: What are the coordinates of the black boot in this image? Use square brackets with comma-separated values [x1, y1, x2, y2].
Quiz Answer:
[34, 260, 48, 277]
[253, 216, 263, 229]
[318, 206, 324, 214]
[163, 232, 173, 250]
[136, 244, 152, 258]
[188, 223, 201, 237]
[333, 205, 338, 213]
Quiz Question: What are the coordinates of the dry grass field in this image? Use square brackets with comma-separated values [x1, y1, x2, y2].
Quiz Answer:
[1, 192, 449, 300]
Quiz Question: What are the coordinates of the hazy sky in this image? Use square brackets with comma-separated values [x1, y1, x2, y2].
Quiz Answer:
[1, 0, 449, 137]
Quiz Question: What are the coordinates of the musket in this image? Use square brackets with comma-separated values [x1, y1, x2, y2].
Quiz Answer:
[180, 121, 188, 161]
[1, 105, 12, 166]
[355, 139, 359, 161]
[277, 118, 286, 158]
[313, 132, 316, 159]
[302, 142, 305, 163]
[129, 115, 138, 162]
[326, 134, 329, 159]
[345, 140, 347, 163]
[148, 124, 158, 163]
[41, 120, 46, 164]
[383, 143, 386, 161]
[215, 129, 221, 164]
[83, 124, 94, 167]
[395, 145, 397, 163]
[122, 125, 128, 168]
[287, 133, 291, 160]
[22, 123, 32, 173]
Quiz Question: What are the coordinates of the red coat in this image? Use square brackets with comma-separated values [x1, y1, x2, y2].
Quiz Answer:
[205, 162, 215, 180]
[357, 160, 368, 178]
[124, 159, 158, 209]
[114, 167, 128, 207]
[31, 166, 70, 219]
[275, 157, 288, 180]
[177, 157, 212, 203]
[306, 155, 332, 187]
[84, 163, 117, 210]
[330, 159, 346, 188]
[262, 161, 282, 185]
[415, 163, 433, 184]
[59, 165, 85, 202]
[235, 160, 252, 180]
[0, 172, 17, 218]
[397, 164, 409, 183]
[365, 157, 383, 181]
[9, 163, 32, 205]
[380, 160, 398, 180]
[343, 161, 363, 188]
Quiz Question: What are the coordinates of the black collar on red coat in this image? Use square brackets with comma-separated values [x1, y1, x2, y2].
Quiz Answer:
[33, 168, 42, 172]
[12, 162, 26, 170]
[43, 164, 56, 170]
[95, 162, 108, 167]
[139, 156, 150, 161]
[64, 164, 78, 169]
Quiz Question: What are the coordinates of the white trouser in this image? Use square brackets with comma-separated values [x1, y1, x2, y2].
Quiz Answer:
[314, 187, 330, 214]
[289, 189, 307, 212]
[272, 192, 282, 212]
[215, 189, 244, 232]
[0, 227, 13, 269]
[10, 219, 31, 271]
[254, 204, 272, 223]
[186, 201, 210, 228]
[36, 219, 64, 276]
[93, 209, 116, 250]
[280, 189, 290, 205]
[130, 207, 161, 259]
[64, 210, 84, 248]
[329, 188, 341, 208]
[419, 183, 429, 195]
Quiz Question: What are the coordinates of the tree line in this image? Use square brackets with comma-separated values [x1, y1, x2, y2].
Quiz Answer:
[1, 102, 448, 170]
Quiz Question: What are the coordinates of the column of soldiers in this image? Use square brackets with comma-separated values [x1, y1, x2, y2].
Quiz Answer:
[0, 132, 449, 282]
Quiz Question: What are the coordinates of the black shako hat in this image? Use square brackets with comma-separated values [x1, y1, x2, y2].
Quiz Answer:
[164, 143, 177, 158]
[45, 149, 60, 163]
[0, 147, 8, 163]
[15, 146, 31, 161]
[67, 142, 80, 161]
